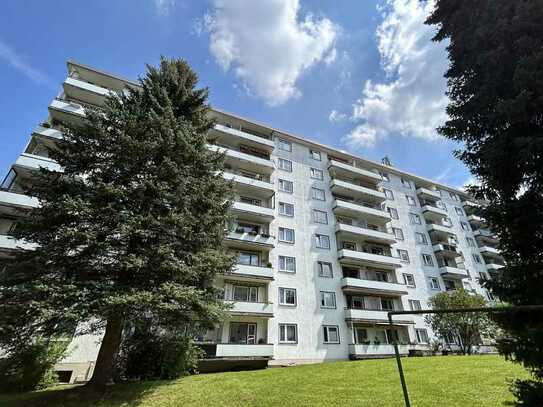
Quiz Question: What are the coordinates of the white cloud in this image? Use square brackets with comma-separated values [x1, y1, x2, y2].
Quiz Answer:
[0, 39, 55, 90]
[204, 0, 338, 106]
[328, 110, 347, 123]
[153, 0, 175, 16]
[343, 0, 448, 148]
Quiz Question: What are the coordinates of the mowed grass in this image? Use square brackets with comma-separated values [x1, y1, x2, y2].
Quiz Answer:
[0, 355, 528, 407]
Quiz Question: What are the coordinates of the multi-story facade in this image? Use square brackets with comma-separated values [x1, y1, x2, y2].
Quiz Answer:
[0, 60, 502, 382]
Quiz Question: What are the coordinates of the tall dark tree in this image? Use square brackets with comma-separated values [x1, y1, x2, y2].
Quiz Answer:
[427, 1, 543, 403]
[0, 58, 235, 388]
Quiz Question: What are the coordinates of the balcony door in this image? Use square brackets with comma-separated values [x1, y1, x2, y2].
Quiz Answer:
[229, 322, 257, 344]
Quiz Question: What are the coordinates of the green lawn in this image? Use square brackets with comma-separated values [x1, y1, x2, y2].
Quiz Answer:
[0, 355, 527, 407]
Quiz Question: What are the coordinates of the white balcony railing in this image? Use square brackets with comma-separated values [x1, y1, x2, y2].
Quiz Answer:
[213, 124, 275, 150]
[14, 153, 62, 173]
[0, 235, 37, 253]
[344, 308, 413, 324]
[0, 189, 39, 210]
[330, 179, 386, 203]
[231, 201, 274, 220]
[216, 344, 274, 358]
[335, 223, 396, 245]
[338, 249, 402, 269]
[341, 277, 408, 296]
[33, 125, 63, 140]
[328, 160, 382, 184]
[416, 187, 441, 201]
[225, 301, 274, 317]
[439, 266, 469, 279]
[222, 172, 274, 196]
[226, 230, 275, 248]
[348, 344, 410, 356]
[228, 264, 274, 280]
[208, 145, 274, 174]
[332, 199, 390, 225]
[63, 77, 112, 106]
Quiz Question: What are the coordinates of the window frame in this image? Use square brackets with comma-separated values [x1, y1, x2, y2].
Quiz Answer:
[416, 328, 429, 344]
[323, 325, 340, 344]
[310, 167, 324, 180]
[278, 201, 294, 217]
[409, 213, 422, 225]
[318, 261, 333, 278]
[403, 273, 416, 287]
[315, 234, 331, 249]
[320, 291, 337, 309]
[310, 149, 321, 161]
[278, 323, 298, 344]
[311, 187, 325, 201]
[409, 299, 422, 311]
[278, 227, 295, 243]
[278, 158, 293, 172]
[387, 207, 399, 220]
[422, 253, 434, 267]
[415, 232, 428, 245]
[278, 138, 292, 152]
[278, 256, 296, 273]
[313, 209, 328, 224]
[397, 249, 410, 263]
[429, 277, 441, 290]
[384, 189, 394, 200]
[392, 227, 404, 240]
[278, 179, 293, 194]
[278, 287, 297, 306]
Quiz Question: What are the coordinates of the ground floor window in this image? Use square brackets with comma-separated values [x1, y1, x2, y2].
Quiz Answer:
[323, 325, 340, 344]
[354, 327, 368, 344]
[416, 328, 429, 344]
[279, 324, 297, 343]
[229, 322, 257, 344]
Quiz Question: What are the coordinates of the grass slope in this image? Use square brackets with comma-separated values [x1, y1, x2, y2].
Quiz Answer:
[0, 355, 527, 407]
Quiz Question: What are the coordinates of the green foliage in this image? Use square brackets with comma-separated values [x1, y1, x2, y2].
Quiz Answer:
[0, 57, 235, 386]
[425, 290, 494, 355]
[427, 1, 543, 403]
[118, 320, 203, 380]
[0, 338, 68, 393]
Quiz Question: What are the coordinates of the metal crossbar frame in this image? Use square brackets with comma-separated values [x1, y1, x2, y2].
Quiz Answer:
[387, 305, 543, 407]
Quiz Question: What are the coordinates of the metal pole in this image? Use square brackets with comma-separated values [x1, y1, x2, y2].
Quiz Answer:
[389, 312, 411, 407]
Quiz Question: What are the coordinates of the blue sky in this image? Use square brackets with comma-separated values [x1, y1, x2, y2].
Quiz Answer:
[0, 0, 472, 188]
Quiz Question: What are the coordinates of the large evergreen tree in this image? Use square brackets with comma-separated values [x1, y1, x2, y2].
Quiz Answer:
[0, 58, 235, 388]
[427, 1, 543, 403]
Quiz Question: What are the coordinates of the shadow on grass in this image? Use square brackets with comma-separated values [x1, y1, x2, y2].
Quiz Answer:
[0, 380, 174, 407]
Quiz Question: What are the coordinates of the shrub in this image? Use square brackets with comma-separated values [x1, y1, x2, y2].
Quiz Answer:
[0, 338, 68, 393]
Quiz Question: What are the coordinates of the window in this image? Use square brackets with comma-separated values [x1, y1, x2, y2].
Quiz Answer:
[278, 179, 293, 193]
[240, 196, 262, 206]
[380, 171, 390, 182]
[429, 277, 440, 290]
[409, 299, 422, 311]
[311, 187, 325, 201]
[401, 178, 411, 188]
[422, 254, 434, 267]
[472, 253, 482, 264]
[478, 272, 488, 282]
[315, 234, 331, 249]
[232, 285, 258, 302]
[320, 292, 336, 309]
[486, 290, 495, 301]
[384, 189, 394, 200]
[342, 241, 356, 251]
[238, 251, 259, 266]
[461, 221, 470, 231]
[279, 227, 295, 243]
[455, 207, 464, 216]
[279, 256, 296, 273]
[381, 298, 395, 311]
[387, 207, 399, 220]
[310, 149, 321, 161]
[323, 325, 340, 344]
[392, 227, 404, 240]
[466, 237, 476, 247]
[415, 232, 428, 245]
[403, 273, 416, 287]
[279, 324, 297, 343]
[279, 287, 297, 306]
[397, 249, 410, 263]
[436, 200, 447, 210]
[313, 209, 328, 224]
[279, 202, 294, 217]
[406, 195, 416, 206]
[409, 213, 421, 225]
[278, 158, 292, 172]
[416, 329, 429, 344]
[278, 139, 292, 152]
[318, 261, 333, 278]
[310, 167, 324, 180]
[450, 192, 460, 201]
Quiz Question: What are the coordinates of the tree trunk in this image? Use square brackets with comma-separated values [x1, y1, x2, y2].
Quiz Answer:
[86, 316, 123, 388]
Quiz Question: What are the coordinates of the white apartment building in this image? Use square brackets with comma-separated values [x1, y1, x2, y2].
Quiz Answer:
[0, 61, 503, 382]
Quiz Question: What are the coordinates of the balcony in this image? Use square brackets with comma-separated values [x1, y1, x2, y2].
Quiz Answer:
[349, 344, 409, 357]
[328, 160, 382, 184]
[427, 223, 455, 239]
[222, 172, 274, 199]
[338, 249, 402, 270]
[463, 200, 481, 212]
[223, 264, 274, 282]
[486, 263, 504, 272]
[208, 145, 274, 175]
[225, 301, 274, 317]
[421, 205, 448, 222]
[439, 266, 469, 279]
[32, 125, 63, 141]
[215, 344, 274, 358]
[0, 189, 39, 211]
[225, 230, 274, 250]
[335, 223, 396, 245]
[473, 229, 499, 244]
[467, 214, 485, 227]
[0, 235, 37, 256]
[330, 179, 385, 204]
[332, 199, 390, 226]
[479, 246, 502, 259]
[416, 187, 441, 201]
[231, 201, 274, 222]
[211, 124, 275, 152]
[432, 243, 461, 259]
[49, 99, 86, 124]
[14, 153, 62, 174]
[344, 308, 414, 325]
[341, 277, 408, 296]
[63, 77, 112, 106]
